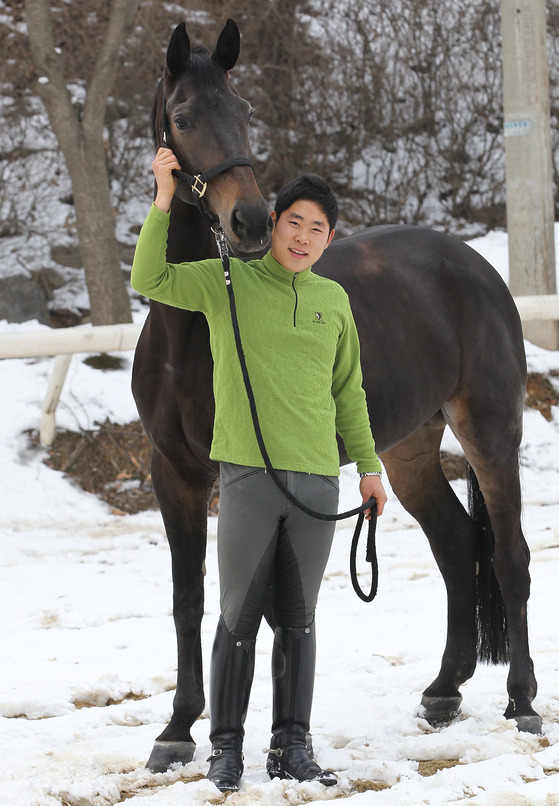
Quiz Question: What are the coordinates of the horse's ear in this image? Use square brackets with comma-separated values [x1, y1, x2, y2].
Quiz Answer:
[166, 21, 191, 77]
[212, 18, 240, 73]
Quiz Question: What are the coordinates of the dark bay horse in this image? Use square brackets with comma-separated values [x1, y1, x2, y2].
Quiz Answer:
[132, 19, 540, 773]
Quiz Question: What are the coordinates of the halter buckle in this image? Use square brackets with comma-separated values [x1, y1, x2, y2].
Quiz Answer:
[191, 174, 207, 198]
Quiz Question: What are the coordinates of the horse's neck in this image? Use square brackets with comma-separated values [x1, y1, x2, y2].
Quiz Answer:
[147, 195, 214, 363]
[166, 196, 217, 262]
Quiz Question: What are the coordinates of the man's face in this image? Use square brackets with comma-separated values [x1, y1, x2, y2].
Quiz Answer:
[270, 199, 334, 274]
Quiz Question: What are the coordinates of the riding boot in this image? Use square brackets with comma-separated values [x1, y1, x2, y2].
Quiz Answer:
[265, 621, 337, 786]
[206, 617, 255, 792]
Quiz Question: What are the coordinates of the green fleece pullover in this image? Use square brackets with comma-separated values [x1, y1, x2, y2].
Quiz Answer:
[131, 204, 382, 476]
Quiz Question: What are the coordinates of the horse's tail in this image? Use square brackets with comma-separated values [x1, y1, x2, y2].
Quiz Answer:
[467, 465, 510, 664]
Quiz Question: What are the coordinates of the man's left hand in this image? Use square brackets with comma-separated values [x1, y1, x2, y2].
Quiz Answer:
[360, 474, 387, 518]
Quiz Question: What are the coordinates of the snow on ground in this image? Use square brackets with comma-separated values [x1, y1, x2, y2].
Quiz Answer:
[1, 232, 559, 805]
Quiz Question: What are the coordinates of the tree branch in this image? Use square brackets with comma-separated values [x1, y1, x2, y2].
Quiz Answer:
[23, 0, 78, 146]
[83, 0, 140, 136]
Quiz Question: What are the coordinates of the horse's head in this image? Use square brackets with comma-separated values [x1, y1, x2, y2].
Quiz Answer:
[155, 20, 272, 255]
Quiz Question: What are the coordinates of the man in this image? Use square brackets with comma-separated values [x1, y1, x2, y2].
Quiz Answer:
[131, 148, 387, 792]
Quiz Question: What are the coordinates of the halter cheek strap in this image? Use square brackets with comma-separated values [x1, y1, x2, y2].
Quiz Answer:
[161, 95, 254, 222]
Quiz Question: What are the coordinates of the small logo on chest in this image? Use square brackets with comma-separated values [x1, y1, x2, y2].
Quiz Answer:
[313, 311, 325, 324]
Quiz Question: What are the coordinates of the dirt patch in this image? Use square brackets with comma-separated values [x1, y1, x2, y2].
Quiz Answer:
[118, 774, 206, 801]
[440, 451, 468, 481]
[526, 371, 559, 421]
[72, 691, 152, 710]
[350, 779, 391, 792]
[45, 420, 156, 515]
[417, 759, 461, 776]
[44, 419, 220, 516]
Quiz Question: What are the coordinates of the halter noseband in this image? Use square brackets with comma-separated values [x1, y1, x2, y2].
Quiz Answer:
[161, 94, 254, 223]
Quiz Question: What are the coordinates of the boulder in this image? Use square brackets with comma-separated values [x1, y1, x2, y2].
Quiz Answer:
[0, 272, 49, 324]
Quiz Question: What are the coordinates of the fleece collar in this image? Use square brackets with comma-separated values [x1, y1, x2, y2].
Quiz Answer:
[259, 250, 313, 283]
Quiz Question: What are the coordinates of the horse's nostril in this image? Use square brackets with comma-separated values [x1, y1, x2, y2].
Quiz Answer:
[230, 204, 271, 248]
[232, 207, 247, 236]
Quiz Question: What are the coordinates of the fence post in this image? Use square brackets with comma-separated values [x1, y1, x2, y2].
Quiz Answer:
[40, 353, 73, 447]
[500, 0, 558, 349]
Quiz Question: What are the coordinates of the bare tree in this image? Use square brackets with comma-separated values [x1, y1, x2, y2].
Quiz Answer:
[23, 0, 139, 325]
[2, 0, 556, 274]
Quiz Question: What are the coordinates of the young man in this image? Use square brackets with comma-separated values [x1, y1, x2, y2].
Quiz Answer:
[131, 148, 387, 792]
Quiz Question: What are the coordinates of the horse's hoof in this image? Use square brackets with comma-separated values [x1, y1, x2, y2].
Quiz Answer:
[420, 694, 462, 727]
[146, 740, 196, 772]
[504, 700, 543, 735]
[512, 714, 543, 735]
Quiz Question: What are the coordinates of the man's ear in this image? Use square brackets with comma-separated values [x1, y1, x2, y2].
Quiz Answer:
[325, 228, 335, 247]
[270, 210, 277, 228]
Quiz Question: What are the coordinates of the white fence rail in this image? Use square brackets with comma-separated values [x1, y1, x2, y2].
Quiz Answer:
[0, 296, 558, 447]
[0, 322, 142, 359]
[0, 323, 142, 446]
[514, 294, 559, 322]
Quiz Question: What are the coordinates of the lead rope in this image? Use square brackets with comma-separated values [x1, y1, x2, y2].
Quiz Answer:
[212, 226, 378, 601]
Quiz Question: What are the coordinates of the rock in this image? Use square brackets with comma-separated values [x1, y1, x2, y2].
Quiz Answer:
[38, 267, 67, 291]
[0, 272, 49, 324]
[50, 244, 82, 268]
[49, 308, 90, 328]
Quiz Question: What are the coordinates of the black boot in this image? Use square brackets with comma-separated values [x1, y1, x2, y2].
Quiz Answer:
[265, 622, 337, 786]
[206, 617, 255, 792]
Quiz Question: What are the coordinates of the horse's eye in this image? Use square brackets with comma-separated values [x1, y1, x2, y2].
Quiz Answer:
[174, 116, 190, 130]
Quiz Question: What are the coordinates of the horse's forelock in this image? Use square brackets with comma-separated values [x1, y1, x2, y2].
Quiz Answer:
[187, 47, 229, 90]
[192, 45, 210, 58]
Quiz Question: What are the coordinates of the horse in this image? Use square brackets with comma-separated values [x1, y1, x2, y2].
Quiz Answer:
[132, 18, 541, 774]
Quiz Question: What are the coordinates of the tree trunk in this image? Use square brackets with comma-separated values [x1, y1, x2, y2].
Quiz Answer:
[23, 0, 139, 325]
[70, 134, 132, 326]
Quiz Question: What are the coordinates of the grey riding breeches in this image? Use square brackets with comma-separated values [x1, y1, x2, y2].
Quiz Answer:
[217, 462, 339, 640]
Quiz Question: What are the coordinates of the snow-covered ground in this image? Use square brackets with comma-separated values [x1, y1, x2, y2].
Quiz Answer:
[1, 230, 559, 806]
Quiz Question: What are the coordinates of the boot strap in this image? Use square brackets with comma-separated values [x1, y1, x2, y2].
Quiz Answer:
[264, 743, 311, 757]
[207, 747, 244, 762]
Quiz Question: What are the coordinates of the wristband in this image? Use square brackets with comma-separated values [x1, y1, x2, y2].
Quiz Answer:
[359, 471, 382, 478]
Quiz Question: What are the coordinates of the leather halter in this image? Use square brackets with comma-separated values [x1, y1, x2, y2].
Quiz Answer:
[161, 94, 254, 223]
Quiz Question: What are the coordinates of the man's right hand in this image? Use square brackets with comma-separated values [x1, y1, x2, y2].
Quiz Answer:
[153, 147, 182, 212]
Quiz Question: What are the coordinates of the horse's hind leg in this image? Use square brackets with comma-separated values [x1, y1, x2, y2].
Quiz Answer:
[145, 448, 214, 772]
[444, 398, 541, 733]
[381, 415, 480, 725]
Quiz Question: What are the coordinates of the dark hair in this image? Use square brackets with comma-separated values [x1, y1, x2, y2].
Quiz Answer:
[274, 174, 338, 232]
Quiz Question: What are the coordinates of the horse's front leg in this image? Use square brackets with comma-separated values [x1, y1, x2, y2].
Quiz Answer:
[145, 448, 214, 773]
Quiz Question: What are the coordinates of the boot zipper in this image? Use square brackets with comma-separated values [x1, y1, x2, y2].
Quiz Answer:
[292, 274, 298, 327]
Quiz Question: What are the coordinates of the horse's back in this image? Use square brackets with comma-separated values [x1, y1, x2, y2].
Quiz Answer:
[318, 224, 517, 323]
[315, 225, 526, 453]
